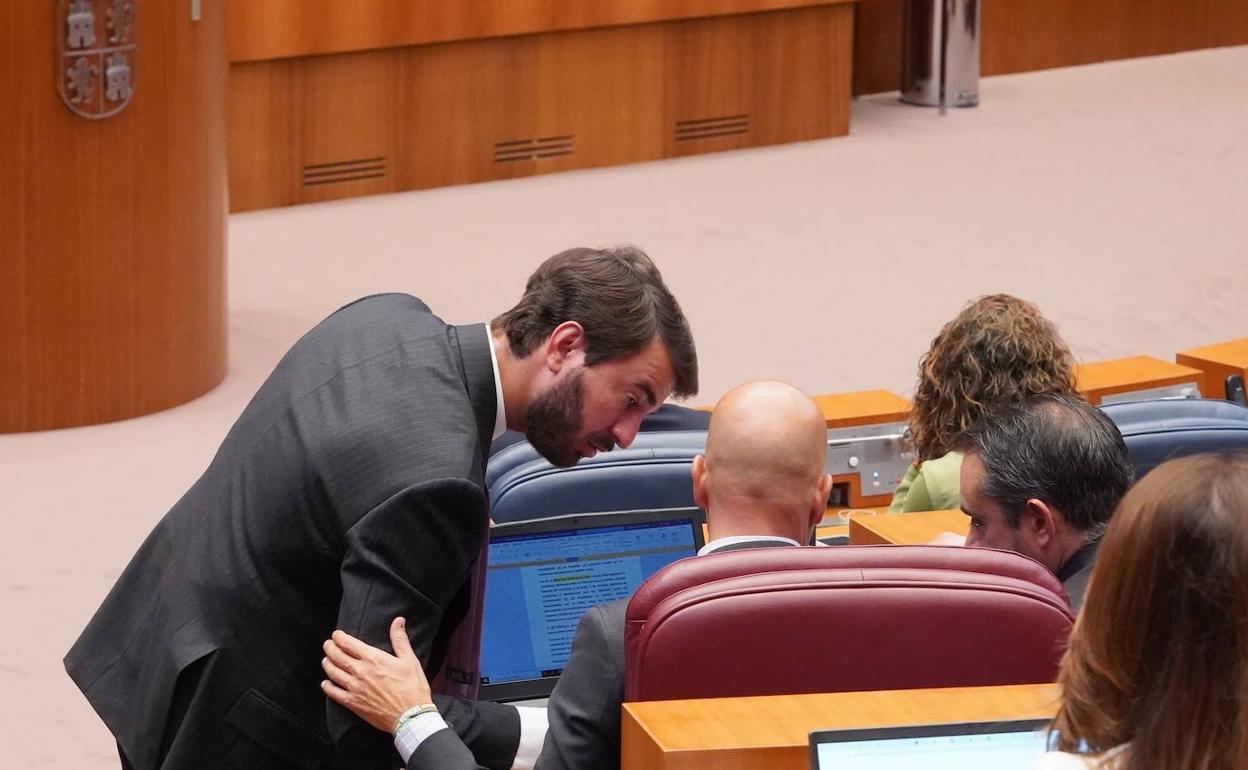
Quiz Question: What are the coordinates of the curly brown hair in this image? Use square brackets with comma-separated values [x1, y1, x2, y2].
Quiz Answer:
[909, 294, 1076, 462]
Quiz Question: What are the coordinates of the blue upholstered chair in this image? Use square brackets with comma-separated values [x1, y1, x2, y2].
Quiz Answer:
[1101, 398, 1248, 480]
[487, 431, 708, 523]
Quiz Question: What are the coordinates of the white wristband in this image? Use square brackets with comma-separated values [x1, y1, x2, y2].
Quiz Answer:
[392, 702, 438, 735]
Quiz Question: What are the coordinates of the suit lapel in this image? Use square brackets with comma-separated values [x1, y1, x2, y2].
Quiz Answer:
[451, 324, 497, 465]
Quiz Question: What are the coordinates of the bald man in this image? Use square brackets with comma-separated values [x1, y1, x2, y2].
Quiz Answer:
[320, 381, 833, 770]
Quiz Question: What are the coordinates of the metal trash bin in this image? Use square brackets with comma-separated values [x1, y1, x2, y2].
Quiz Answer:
[901, 0, 981, 108]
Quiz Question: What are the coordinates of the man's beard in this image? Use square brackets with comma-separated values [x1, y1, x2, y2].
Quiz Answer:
[525, 368, 588, 467]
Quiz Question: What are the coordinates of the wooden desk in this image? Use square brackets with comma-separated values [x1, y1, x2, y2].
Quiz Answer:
[848, 509, 969, 545]
[813, 389, 911, 508]
[1075, 355, 1203, 405]
[814, 524, 848, 541]
[226, 0, 857, 211]
[812, 389, 910, 429]
[228, 0, 836, 61]
[823, 504, 887, 522]
[698, 389, 910, 426]
[1177, 339, 1248, 402]
[622, 683, 1059, 769]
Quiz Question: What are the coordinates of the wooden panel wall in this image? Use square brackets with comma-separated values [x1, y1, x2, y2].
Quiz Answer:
[855, 0, 1248, 96]
[853, 0, 906, 95]
[227, 0, 836, 61]
[1, 1, 228, 431]
[228, 5, 853, 212]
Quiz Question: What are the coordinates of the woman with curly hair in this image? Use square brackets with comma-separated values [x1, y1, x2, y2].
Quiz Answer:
[889, 294, 1077, 512]
[1033, 453, 1248, 769]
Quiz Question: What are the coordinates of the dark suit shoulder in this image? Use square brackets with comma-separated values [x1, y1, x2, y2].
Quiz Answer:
[1062, 562, 1094, 613]
[221, 296, 485, 522]
[536, 601, 627, 770]
[593, 600, 628, 659]
[333, 292, 430, 317]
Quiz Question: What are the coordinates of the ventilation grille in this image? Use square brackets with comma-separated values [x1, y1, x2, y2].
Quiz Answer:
[675, 114, 749, 142]
[302, 157, 386, 187]
[494, 135, 574, 163]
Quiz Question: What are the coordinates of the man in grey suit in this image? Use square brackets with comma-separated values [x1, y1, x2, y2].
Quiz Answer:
[321, 380, 834, 770]
[64, 246, 698, 770]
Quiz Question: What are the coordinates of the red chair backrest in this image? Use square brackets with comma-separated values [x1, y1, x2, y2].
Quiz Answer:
[624, 545, 1074, 701]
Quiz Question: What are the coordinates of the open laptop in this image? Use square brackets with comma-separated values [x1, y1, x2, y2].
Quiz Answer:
[810, 719, 1053, 769]
[477, 507, 705, 702]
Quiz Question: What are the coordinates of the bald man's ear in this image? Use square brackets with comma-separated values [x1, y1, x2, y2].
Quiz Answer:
[808, 473, 834, 532]
[691, 455, 709, 511]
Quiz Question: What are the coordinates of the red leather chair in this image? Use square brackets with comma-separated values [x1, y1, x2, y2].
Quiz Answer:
[623, 545, 1074, 701]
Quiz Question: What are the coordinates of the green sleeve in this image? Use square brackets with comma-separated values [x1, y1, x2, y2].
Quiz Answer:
[908, 452, 964, 512]
[897, 466, 938, 513]
[891, 452, 964, 513]
[888, 463, 922, 512]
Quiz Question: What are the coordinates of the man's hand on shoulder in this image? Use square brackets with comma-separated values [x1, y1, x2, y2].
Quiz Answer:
[322, 617, 433, 733]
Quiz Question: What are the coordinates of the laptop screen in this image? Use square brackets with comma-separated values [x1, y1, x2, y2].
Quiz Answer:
[810, 719, 1053, 770]
[478, 508, 704, 701]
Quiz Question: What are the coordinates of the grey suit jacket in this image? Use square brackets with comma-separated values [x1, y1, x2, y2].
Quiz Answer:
[414, 539, 795, 770]
[65, 294, 498, 770]
[1057, 538, 1100, 613]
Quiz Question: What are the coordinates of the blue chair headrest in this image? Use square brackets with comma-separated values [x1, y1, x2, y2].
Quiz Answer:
[1101, 398, 1248, 480]
[487, 430, 709, 488]
[488, 431, 708, 523]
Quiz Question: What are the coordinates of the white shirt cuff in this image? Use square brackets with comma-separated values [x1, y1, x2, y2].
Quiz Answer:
[394, 711, 450, 764]
[511, 706, 551, 770]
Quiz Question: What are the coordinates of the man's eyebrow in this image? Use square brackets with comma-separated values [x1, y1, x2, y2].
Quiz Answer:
[637, 382, 657, 407]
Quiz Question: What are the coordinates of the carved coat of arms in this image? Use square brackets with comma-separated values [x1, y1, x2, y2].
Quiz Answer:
[58, 0, 137, 119]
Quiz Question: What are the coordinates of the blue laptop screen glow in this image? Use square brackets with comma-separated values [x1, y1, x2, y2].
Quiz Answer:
[814, 728, 1049, 769]
[480, 519, 697, 687]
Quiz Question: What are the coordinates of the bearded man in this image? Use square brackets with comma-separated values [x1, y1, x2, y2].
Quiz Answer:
[64, 246, 699, 770]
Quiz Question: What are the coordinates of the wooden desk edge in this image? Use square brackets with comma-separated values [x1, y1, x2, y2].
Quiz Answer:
[622, 683, 1061, 757]
[1176, 339, 1248, 368]
[848, 509, 969, 545]
[1075, 356, 1205, 397]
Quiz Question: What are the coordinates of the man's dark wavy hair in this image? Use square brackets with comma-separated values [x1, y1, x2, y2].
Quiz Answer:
[493, 246, 698, 398]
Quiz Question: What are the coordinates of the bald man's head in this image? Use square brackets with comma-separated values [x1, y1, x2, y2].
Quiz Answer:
[692, 381, 832, 543]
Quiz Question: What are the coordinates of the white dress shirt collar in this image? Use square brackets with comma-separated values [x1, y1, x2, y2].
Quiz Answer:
[485, 324, 506, 440]
[698, 535, 800, 556]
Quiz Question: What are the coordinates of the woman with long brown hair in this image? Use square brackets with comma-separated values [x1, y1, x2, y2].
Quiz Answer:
[890, 293, 1076, 512]
[1035, 453, 1248, 769]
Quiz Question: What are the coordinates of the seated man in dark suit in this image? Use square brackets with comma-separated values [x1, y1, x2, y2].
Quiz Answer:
[952, 392, 1133, 611]
[320, 379, 834, 770]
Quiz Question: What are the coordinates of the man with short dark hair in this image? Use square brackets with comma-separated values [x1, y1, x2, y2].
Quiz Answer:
[954, 392, 1133, 611]
[65, 245, 698, 770]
